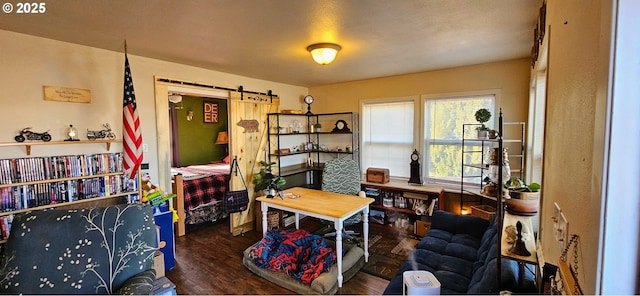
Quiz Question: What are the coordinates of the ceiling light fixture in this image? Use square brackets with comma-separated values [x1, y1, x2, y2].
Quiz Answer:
[168, 94, 183, 103]
[307, 43, 342, 65]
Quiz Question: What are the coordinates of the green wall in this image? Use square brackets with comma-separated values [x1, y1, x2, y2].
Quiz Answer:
[177, 96, 228, 166]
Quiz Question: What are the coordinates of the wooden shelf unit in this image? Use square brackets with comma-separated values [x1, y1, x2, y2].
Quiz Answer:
[0, 140, 140, 242]
[0, 139, 121, 155]
[361, 181, 444, 237]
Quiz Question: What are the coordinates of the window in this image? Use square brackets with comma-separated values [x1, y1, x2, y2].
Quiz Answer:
[361, 93, 495, 185]
[423, 95, 495, 185]
[361, 99, 415, 178]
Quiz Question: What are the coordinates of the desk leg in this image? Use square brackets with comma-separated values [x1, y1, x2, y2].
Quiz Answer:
[362, 206, 370, 262]
[335, 218, 344, 288]
[261, 202, 268, 236]
[295, 212, 300, 229]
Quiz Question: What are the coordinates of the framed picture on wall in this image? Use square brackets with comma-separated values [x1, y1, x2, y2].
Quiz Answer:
[203, 101, 218, 123]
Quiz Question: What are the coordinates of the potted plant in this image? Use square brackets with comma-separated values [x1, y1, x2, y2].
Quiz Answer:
[252, 161, 286, 198]
[504, 177, 541, 214]
[474, 108, 492, 139]
[313, 122, 322, 133]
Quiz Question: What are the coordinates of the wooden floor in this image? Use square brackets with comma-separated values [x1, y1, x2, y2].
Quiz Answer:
[165, 218, 390, 295]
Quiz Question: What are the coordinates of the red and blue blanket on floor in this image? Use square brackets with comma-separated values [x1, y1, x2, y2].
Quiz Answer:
[250, 229, 336, 284]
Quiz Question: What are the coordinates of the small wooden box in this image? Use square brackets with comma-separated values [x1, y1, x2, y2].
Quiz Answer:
[366, 168, 390, 184]
[414, 220, 430, 237]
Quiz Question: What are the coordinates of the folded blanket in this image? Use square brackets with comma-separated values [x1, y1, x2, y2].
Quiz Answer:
[251, 229, 336, 284]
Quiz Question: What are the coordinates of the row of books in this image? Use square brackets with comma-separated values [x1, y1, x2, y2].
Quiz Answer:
[0, 174, 138, 212]
[0, 214, 13, 240]
[0, 153, 124, 185]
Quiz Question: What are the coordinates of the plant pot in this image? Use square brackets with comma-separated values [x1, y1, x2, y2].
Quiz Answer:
[505, 191, 540, 215]
[477, 130, 488, 139]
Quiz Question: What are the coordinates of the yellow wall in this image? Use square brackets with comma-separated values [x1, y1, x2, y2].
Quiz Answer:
[309, 58, 531, 124]
[538, 1, 609, 293]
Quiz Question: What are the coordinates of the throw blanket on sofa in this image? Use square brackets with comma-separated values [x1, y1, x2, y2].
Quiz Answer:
[251, 229, 336, 284]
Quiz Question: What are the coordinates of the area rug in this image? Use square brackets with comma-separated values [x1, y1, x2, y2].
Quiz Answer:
[320, 228, 423, 280]
[359, 228, 421, 280]
[310, 219, 428, 281]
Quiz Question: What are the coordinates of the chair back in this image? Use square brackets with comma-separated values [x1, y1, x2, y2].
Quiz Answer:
[322, 158, 361, 195]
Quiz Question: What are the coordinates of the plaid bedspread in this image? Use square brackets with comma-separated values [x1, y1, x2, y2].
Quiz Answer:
[182, 174, 228, 211]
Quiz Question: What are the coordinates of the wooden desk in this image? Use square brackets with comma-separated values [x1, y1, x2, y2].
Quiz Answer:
[256, 187, 374, 288]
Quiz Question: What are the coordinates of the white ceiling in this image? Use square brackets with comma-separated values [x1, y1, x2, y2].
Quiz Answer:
[0, 0, 542, 87]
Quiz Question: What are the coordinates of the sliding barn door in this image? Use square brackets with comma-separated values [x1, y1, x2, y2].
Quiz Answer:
[228, 91, 279, 235]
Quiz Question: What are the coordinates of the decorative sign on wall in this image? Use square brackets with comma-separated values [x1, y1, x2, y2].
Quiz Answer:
[236, 119, 259, 133]
[43, 86, 91, 103]
[203, 101, 218, 123]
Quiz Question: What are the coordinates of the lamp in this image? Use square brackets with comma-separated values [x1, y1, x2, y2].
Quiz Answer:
[307, 43, 341, 65]
[215, 131, 229, 144]
[216, 131, 229, 157]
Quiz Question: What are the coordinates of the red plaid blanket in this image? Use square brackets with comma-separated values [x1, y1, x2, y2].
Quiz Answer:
[182, 174, 228, 211]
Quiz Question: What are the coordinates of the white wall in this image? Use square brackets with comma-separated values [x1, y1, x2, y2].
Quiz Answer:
[0, 29, 308, 183]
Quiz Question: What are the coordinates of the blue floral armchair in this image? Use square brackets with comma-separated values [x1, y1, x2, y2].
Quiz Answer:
[0, 204, 157, 294]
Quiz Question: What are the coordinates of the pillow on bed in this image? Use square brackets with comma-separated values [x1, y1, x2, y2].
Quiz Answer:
[223, 154, 230, 163]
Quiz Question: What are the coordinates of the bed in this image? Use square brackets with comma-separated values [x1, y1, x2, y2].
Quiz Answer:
[171, 163, 230, 236]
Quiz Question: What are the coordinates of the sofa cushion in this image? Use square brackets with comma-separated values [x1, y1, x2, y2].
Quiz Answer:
[0, 204, 157, 295]
[430, 210, 489, 239]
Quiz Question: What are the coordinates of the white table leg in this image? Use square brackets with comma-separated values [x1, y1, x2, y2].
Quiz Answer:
[261, 202, 268, 236]
[335, 218, 344, 287]
[295, 212, 300, 229]
[362, 206, 370, 262]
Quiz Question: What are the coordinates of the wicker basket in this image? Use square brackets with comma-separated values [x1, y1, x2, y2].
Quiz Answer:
[471, 205, 496, 221]
[267, 211, 279, 229]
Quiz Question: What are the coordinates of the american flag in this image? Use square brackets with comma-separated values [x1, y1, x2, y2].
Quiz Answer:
[122, 53, 143, 180]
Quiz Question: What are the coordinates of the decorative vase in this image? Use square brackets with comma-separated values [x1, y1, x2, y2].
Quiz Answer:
[505, 191, 540, 215]
[487, 147, 511, 184]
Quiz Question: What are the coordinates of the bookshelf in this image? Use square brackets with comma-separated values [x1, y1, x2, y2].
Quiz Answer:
[0, 140, 140, 242]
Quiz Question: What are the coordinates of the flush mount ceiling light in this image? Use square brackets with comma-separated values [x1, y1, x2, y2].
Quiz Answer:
[307, 43, 342, 65]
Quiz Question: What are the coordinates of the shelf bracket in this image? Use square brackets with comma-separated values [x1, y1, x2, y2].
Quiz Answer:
[106, 142, 112, 151]
[25, 144, 32, 156]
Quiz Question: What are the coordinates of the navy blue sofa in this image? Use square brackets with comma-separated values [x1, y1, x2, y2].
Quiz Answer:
[383, 210, 536, 294]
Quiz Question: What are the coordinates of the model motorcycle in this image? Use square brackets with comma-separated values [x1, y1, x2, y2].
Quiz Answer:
[15, 128, 52, 142]
[87, 123, 116, 140]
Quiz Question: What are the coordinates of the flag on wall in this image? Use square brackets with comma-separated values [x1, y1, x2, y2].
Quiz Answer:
[122, 53, 143, 180]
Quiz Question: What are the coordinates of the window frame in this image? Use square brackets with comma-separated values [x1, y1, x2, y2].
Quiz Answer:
[360, 96, 420, 179]
[360, 90, 501, 186]
[421, 90, 499, 186]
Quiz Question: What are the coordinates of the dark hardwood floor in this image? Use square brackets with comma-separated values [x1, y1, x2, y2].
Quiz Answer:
[165, 217, 390, 295]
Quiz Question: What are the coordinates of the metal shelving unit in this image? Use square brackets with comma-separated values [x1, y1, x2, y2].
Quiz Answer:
[267, 112, 359, 189]
[459, 121, 525, 211]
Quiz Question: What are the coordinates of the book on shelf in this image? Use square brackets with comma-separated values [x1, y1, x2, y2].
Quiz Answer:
[0, 214, 14, 240]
